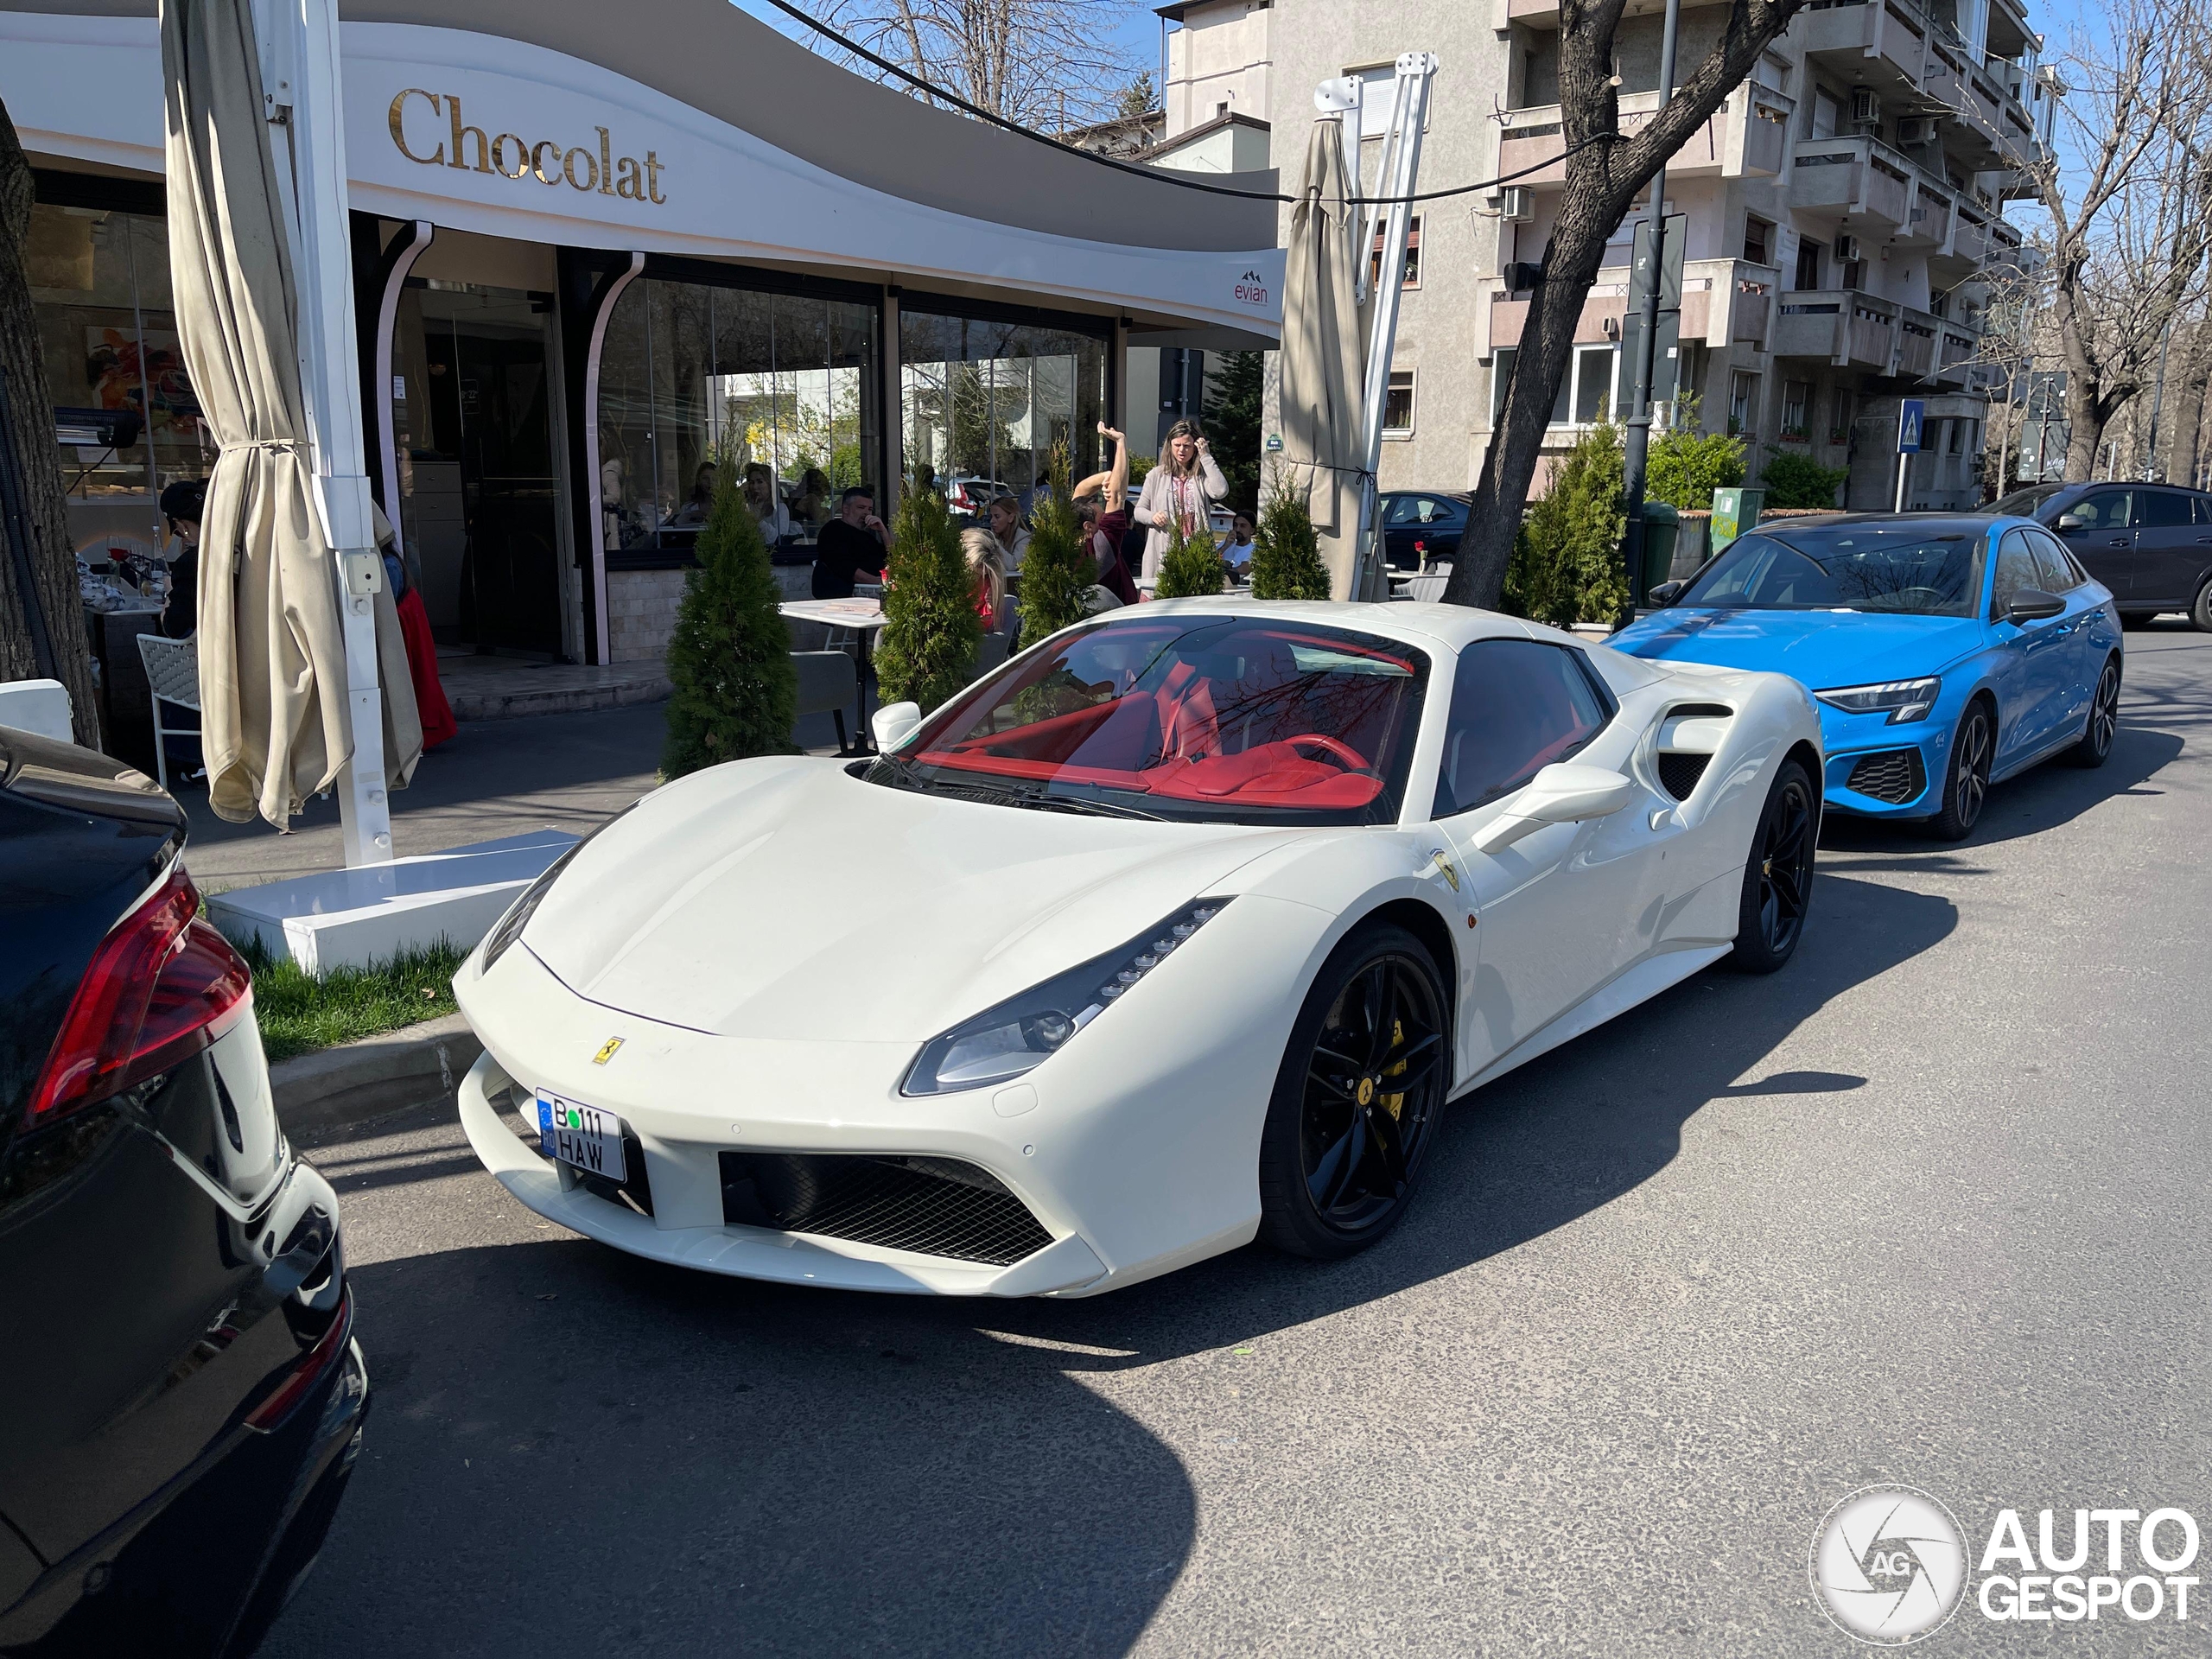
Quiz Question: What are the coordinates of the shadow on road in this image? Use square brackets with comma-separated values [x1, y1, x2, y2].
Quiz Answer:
[276, 871, 1949, 1658]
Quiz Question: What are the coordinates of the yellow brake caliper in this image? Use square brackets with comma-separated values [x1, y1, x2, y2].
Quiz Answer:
[1382, 1018, 1407, 1119]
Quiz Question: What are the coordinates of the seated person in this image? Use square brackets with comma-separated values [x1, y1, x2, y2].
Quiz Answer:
[744, 462, 793, 545]
[157, 476, 207, 639]
[811, 486, 892, 599]
[669, 462, 716, 527]
[1222, 512, 1258, 575]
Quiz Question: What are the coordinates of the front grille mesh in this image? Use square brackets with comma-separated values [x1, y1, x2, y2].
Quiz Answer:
[1847, 748, 1927, 804]
[1656, 751, 1712, 800]
[719, 1152, 1052, 1267]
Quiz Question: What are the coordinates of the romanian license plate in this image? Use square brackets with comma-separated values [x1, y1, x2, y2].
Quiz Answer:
[537, 1091, 626, 1184]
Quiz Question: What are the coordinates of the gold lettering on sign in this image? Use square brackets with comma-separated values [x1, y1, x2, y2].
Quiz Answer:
[388, 88, 445, 165]
[385, 89, 668, 206]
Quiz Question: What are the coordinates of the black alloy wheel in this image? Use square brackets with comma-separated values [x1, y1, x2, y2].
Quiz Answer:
[1729, 760, 1817, 974]
[1258, 925, 1449, 1259]
[2067, 659, 2121, 768]
[1928, 702, 1992, 842]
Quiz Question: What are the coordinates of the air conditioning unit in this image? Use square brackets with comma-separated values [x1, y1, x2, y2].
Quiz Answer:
[1849, 86, 1881, 129]
[1834, 233, 1861, 262]
[1501, 186, 1534, 222]
[1897, 116, 1937, 146]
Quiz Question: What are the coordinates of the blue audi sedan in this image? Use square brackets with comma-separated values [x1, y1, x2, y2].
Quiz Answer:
[1613, 514, 2122, 840]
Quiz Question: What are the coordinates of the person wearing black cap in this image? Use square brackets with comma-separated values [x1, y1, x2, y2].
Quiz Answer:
[157, 476, 207, 639]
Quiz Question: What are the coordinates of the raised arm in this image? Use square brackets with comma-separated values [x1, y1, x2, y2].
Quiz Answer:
[1195, 439, 1229, 502]
[1102, 423, 1130, 506]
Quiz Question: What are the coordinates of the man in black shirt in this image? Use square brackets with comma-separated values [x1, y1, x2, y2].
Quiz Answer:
[810, 486, 891, 598]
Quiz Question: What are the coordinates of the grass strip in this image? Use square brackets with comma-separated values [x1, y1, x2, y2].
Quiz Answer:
[241, 938, 472, 1065]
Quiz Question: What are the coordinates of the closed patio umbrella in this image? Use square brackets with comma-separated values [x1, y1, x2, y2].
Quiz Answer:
[162, 0, 419, 829]
[1277, 116, 1368, 601]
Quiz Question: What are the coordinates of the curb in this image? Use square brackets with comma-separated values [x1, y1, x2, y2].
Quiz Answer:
[269, 1012, 482, 1134]
[450, 676, 671, 722]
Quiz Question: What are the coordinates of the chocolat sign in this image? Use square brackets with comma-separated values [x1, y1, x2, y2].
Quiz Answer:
[387, 89, 666, 203]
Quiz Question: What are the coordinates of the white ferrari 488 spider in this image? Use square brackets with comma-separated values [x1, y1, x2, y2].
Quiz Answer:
[455, 601, 1821, 1297]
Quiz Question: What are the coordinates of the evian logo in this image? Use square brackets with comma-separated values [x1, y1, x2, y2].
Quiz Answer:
[1234, 268, 1271, 308]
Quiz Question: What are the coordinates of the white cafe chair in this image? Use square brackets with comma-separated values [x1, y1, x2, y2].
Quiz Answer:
[136, 632, 200, 791]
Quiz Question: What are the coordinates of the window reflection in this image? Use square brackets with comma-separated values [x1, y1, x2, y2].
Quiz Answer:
[596, 276, 880, 561]
[898, 308, 1105, 508]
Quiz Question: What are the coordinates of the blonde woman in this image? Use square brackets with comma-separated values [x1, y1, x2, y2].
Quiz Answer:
[959, 525, 1007, 632]
[1134, 418, 1228, 582]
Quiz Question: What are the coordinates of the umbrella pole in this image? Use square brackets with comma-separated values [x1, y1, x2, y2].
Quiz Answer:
[254, 0, 393, 867]
[1352, 54, 1436, 601]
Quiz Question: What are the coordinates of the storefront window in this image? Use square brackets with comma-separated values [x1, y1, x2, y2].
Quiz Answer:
[899, 308, 1105, 505]
[27, 202, 209, 563]
[596, 276, 879, 557]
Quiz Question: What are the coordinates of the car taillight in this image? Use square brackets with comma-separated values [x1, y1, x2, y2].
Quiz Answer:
[27, 862, 251, 1127]
[245, 1289, 353, 1433]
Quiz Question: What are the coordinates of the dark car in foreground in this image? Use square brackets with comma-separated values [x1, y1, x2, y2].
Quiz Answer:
[1992, 480, 2212, 629]
[0, 728, 365, 1656]
[1379, 490, 1471, 570]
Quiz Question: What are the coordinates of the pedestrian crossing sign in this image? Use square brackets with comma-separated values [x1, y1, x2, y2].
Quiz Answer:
[1897, 399, 1926, 454]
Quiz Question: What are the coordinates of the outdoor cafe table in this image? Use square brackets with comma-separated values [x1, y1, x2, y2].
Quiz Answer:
[779, 595, 886, 747]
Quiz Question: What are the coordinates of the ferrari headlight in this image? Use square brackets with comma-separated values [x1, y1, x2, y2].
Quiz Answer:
[901, 899, 1230, 1096]
[1815, 677, 1941, 724]
[480, 806, 635, 972]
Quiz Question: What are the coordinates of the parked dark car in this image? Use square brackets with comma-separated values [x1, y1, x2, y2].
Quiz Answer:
[0, 728, 365, 1656]
[1378, 490, 1471, 570]
[1992, 480, 2212, 630]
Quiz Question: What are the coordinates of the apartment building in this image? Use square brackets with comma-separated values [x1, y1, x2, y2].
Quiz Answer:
[1160, 0, 2056, 509]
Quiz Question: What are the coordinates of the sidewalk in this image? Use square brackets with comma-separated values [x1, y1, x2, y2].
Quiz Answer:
[181, 690, 871, 888]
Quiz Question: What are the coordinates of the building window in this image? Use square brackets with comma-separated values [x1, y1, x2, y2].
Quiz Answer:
[1829, 388, 1854, 443]
[1491, 349, 1516, 427]
[1729, 372, 1758, 436]
[900, 305, 1107, 499]
[1744, 215, 1774, 266]
[1383, 369, 1415, 435]
[1782, 380, 1811, 439]
[1352, 65, 1427, 140]
[1573, 345, 1618, 424]
[1795, 238, 1823, 291]
[1947, 416, 1967, 454]
[1371, 216, 1421, 289]
[597, 277, 886, 563]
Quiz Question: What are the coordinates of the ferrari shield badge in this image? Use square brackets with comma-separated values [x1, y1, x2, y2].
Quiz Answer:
[1427, 849, 1460, 893]
[593, 1037, 625, 1066]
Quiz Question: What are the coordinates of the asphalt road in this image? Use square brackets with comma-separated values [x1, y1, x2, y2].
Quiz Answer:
[264, 626, 2212, 1657]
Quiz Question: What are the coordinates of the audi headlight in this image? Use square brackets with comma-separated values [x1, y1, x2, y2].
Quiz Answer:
[1815, 677, 1941, 724]
[480, 806, 635, 971]
[901, 900, 1230, 1096]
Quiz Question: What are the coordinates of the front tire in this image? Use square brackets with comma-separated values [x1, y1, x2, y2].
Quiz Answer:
[2066, 658, 2120, 768]
[1925, 702, 1993, 842]
[2193, 577, 2212, 633]
[1728, 759, 1816, 974]
[1258, 924, 1449, 1260]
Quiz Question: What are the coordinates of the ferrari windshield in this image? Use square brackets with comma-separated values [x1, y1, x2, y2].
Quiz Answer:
[1675, 524, 1987, 616]
[871, 616, 1431, 825]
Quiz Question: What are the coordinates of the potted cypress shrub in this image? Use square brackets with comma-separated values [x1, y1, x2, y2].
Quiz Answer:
[1152, 512, 1226, 599]
[661, 454, 798, 779]
[1501, 423, 1629, 626]
[1017, 450, 1091, 649]
[1249, 471, 1330, 600]
[874, 469, 982, 715]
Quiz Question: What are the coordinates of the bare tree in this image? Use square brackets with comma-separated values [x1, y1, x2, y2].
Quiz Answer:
[785, 0, 1140, 130]
[0, 99, 101, 747]
[1442, 0, 1808, 611]
[2027, 0, 2212, 480]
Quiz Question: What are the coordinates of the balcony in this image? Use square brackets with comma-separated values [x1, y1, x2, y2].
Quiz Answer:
[1773, 290, 1900, 372]
[1478, 257, 1780, 352]
[1932, 322, 1980, 386]
[1495, 85, 1791, 188]
[1799, 0, 1927, 99]
[1894, 309, 1939, 378]
[1896, 175, 1955, 251]
[1788, 135, 1914, 232]
[1930, 200, 1991, 283]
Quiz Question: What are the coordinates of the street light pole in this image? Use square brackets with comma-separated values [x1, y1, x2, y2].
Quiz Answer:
[1618, 0, 1684, 619]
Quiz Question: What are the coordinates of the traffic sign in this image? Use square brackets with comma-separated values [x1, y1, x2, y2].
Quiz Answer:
[1630, 213, 1688, 312]
[1897, 399, 1926, 454]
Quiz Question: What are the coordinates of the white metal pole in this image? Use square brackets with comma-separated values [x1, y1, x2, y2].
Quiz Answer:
[254, 0, 392, 868]
[1352, 54, 1437, 601]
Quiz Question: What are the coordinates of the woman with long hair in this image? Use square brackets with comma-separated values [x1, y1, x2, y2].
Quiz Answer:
[959, 525, 1007, 632]
[1133, 418, 1228, 582]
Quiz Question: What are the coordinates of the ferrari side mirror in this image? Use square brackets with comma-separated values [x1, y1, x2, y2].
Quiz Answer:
[1469, 764, 1639, 855]
[872, 701, 923, 752]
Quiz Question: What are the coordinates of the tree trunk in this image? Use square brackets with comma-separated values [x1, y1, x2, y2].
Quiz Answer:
[1442, 0, 1808, 610]
[2160, 322, 2207, 486]
[0, 99, 102, 748]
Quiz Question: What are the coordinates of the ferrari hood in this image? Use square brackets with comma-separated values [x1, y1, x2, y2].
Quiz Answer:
[522, 760, 1307, 1042]
[1613, 607, 1983, 689]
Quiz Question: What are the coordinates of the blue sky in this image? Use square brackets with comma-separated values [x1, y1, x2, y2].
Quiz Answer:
[730, 2, 1169, 98]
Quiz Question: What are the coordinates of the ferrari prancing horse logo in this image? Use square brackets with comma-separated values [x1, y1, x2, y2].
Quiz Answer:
[1427, 849, 1460, 893]
[593, 1037, 624, 1065]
